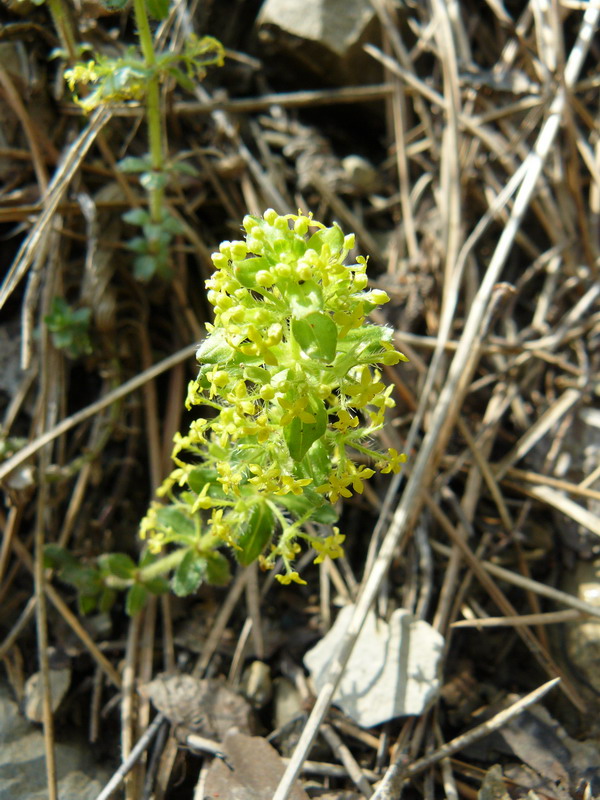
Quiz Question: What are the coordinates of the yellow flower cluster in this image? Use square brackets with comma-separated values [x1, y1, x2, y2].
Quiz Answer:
[140, 210, 408, 586]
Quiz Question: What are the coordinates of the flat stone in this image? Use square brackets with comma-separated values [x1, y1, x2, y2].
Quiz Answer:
[0, 683, 110, 800]
[257, 0, 380, 86]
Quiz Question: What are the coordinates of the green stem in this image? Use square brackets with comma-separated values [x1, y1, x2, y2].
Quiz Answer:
[137, 547, 187, 582]
[47, 0, 78, 64]
[132, 0, 165, 224]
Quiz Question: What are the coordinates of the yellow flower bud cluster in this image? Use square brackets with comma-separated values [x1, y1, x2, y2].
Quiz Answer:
[140, 210, 408, 587]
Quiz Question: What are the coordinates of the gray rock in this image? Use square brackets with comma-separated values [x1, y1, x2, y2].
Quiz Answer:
[0, 684, 110, 800]
[257, 0, 381, 85]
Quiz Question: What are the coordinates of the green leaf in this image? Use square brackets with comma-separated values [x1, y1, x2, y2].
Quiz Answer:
[98, 553, 136, 579]
[277, 489, 338, 525]
[160, 214, 184, 235]
[126, 584, 148, 616]
[142, 577, 170, 595]
[297, 439, 332, 487]
[44, 544, 78, 570]
[205, 552, 231, 585]
[243, 366, 271, 385]
[171, 550, 206, 596]
[44, 298, 92, 358]
[98, 588, 118, 613]
[306, 497, 339, 524]
[145, 0, 169, 19]
[291, 311, 337, 363]
[134, 254, 161, 281]
[236, 501, 274, 566]
[118, 156, 152, 174]
[61, 564, 102, 593]
[308, 223, 344, 257]
[196, 329, 234, 365]
[233, 256, 271, 288]
[284, 396, 327, 461]
[122, 208, 151, 226]
[167, 66, 196, 93]
[285, 280, 323, 315]
[128, 236, 150, 254]
[140, 171, 169, 191]
[188, 467, 219, 494]
[79, 594, 98, 615]
[143, 223, 172, 246]
[170, 160, 199, 177]
[155, 506, 196, 538]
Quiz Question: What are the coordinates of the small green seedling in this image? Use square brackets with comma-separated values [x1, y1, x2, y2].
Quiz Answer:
[45, 297, 93, 358]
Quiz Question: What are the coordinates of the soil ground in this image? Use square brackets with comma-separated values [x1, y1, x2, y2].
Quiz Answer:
[1, 2, 600, 799]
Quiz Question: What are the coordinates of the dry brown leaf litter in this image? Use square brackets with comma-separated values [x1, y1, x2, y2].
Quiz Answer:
[0, 2, 600, 799]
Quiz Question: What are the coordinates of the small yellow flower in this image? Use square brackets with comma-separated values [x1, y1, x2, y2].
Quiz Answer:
[274, 475, 312, 496]
[278, 396, 315, 425]
[240, 414, 273, 443]
[189, 419, 208, 443]
[248, 464, 281, 494]
[206, 368, 229, 397]
[139, 505, 158, 540]
[148, 534, 165, 555]
[377, 448, 407, 474]
[64, 61, 98, 91]
[344, 366, 383, 408]
[171, 432, 191, 464]
[258, 554, 275, 571]
[156, 468, 188, 497]
[313, 528, 346, 564]
[207, 508, 233, 544]
[191, 483, 214, 512]
[239, 324, 279, 366]
[332, 409, 359, 433]
[217, 462, 243, 495]
[349, 465, 375, 494]
[185, 380, 203, 410]
[332, 304, 365, 337]
[277, 540, 302, 561]
[275, 571, 307, 586]
[316, 472, 353, 503]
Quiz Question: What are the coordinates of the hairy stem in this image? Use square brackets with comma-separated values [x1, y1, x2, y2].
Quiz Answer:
[137, 547, 187, 582]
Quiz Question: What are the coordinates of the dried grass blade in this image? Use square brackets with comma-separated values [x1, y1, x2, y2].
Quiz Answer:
[272, 6, 600, 797]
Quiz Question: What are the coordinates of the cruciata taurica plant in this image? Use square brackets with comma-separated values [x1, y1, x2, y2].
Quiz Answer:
[140, 209, 408, 593]
[64, 0, 224, 280]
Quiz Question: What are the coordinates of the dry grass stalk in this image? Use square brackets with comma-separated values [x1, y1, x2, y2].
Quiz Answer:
[1, 1, 600, 798]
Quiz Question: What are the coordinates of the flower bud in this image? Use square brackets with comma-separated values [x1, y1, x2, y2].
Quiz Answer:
[296, 263, 312, 281]
[230, 241, 248, 260]
[259, 384, 276, 400]
[256, 270, 275, 287]
[370, 289, 389, 305]
[274, 262, 292, 278]
[211, 253, 228, 269]
[294, 217, 309, 235]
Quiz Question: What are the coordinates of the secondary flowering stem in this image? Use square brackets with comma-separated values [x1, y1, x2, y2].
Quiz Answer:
[132, 0, 165, 224]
